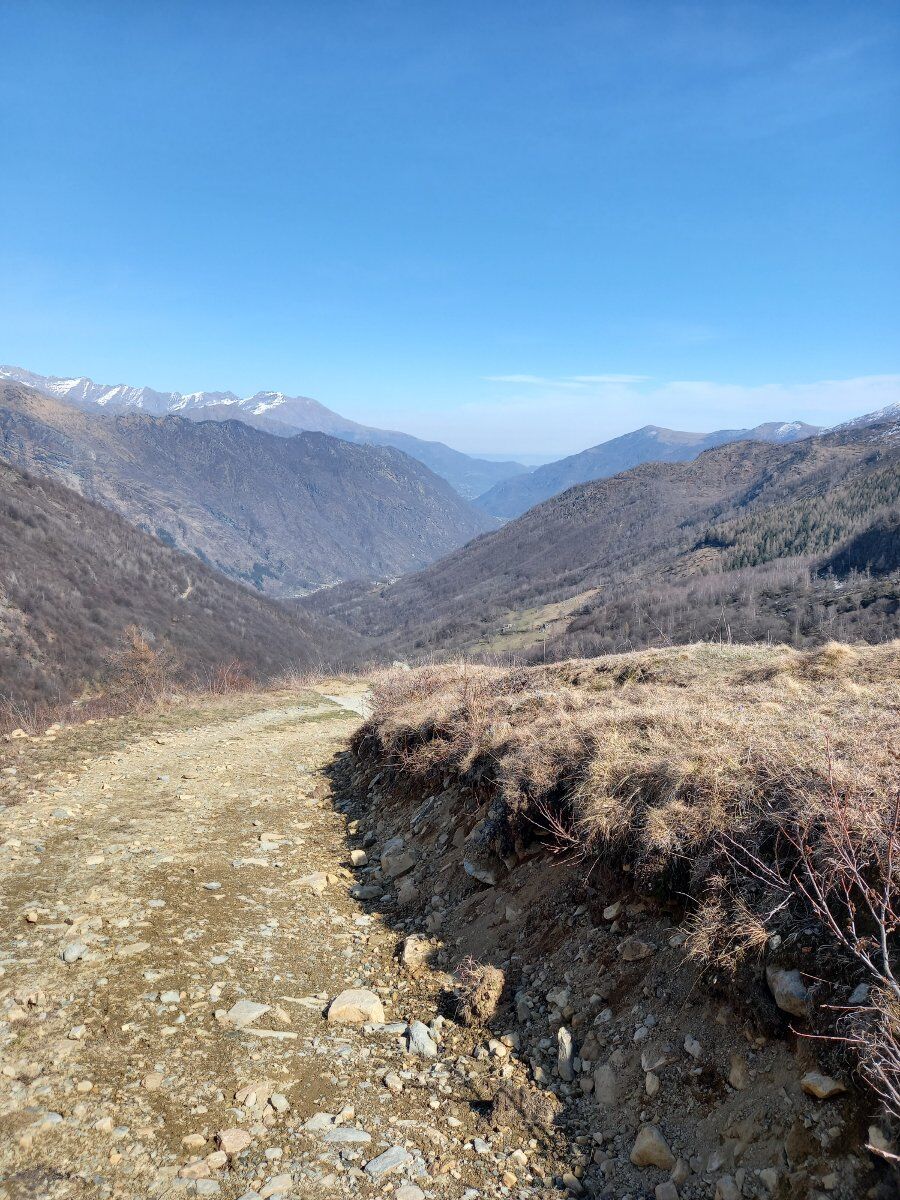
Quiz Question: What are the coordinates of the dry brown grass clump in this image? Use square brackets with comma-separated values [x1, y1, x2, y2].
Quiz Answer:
[454, 957, 505, 1026]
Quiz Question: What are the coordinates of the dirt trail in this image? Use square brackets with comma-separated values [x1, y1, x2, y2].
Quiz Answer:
[0, 691, 569, 1200]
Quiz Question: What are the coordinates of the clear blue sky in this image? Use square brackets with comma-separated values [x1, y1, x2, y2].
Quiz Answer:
[2, 0, 898, 454]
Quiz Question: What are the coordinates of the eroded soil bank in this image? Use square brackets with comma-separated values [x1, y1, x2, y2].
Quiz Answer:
[341, 718, 897, 1200]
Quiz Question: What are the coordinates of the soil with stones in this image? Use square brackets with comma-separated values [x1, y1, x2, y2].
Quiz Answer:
[0, 689, 573, 1200]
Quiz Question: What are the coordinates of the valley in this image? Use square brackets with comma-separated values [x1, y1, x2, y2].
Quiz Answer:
[0, 368, 525, 502]
[0, 383, 494, 599]
[305, 420, 900, 661]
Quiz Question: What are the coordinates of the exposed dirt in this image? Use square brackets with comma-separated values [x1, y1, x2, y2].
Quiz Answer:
[0, 689, 577, 1200]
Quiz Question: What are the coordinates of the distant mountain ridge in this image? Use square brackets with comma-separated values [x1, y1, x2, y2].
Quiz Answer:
[0, 382, 495, 597]
[474, 419, 824, 518]
[305, 416, 900, 657]
[0, 366, 525, 499]
[0, 458, 355, 706]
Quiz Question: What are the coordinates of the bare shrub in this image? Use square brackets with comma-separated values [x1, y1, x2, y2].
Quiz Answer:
[202, 660, 256, 695]
[454, 957, 505, 1025]
[103, 625, 178, 706]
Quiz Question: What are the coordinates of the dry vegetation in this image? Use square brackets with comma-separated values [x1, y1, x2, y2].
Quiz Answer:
[359, 641, 900, 1126]
[0, 460, 363, 712]
[308, 424, 900, 660]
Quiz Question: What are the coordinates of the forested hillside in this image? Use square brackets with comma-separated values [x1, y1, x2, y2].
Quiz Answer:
[0, 462, 354, 706]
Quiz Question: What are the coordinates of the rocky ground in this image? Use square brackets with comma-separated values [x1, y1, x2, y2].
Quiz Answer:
[340, 733, 897, 1200]
[0, 688, 581, 1200]
[0, 687, 894, 1200]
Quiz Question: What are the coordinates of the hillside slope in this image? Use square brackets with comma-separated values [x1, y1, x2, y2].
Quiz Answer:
[0, 383, 494, 596]
[0, 461, 356, 705]
[474, 420, 822, 518]
[0, 365, 526, 499]
[305, 422, 900, 656]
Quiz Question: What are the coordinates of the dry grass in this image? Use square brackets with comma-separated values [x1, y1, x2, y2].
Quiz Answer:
[454, 957, 506, 1026]
[0, 625, 349, 739]
[360, 640, 900, 1119]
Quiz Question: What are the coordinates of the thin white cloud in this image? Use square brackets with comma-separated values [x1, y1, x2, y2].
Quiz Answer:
[568, 374, 650, 384]
[483, 373, 650, 388]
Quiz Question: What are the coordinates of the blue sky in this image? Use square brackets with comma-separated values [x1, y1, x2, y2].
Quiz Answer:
[2, 0, 898, 455]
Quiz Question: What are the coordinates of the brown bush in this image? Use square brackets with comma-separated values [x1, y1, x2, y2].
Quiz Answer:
[103, 625, 178, 704]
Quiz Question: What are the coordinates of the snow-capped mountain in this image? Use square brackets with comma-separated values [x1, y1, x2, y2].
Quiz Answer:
[0, 366, 525, 498]
[834, 401, 900, 435]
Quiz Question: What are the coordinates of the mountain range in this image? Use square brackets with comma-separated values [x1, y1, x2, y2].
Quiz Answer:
[0, 458, 354, 706]
[0, 383, 494, 596]
[474, 419, 824, 518]
[304, 415, 900, 658]
[0, 366, 524, 500]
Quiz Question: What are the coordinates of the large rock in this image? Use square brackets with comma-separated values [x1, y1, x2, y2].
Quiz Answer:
[216, 1127, 252, 1155]
[557, 1027, 574, 1081]
[225, 1000, 270, 1029]
[406, 1020, 438, 1057]
[593, 1063, 619, 1106]
[801, 1071, 846, 1099]
[630, 1125, 676, 1170]
[364, 1146, 410, 1178]
[380, 836, 415, 879]
[766, 966, 809, 1018]
[327, 989, 385, 1025]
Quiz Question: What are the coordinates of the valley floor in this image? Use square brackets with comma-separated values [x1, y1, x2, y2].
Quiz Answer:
[0, 689, 571, 1199]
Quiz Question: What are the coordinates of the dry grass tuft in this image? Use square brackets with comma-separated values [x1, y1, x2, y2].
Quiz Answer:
[360, 641, 900, 1117]
[454, 957, 505, 1026]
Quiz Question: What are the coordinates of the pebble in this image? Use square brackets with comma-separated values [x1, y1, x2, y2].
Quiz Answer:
[61, 942, 87, 964]
[683, 1035, 702, 1059]
[364, 1145, 410, 1178]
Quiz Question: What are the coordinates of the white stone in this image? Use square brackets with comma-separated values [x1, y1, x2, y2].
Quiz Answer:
[364, 1145, 410, 1177]
[225, 1001, 270, 1029]
[407, 1020, 438, 1057]
[327, 989, 385, 1025]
